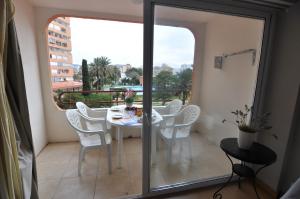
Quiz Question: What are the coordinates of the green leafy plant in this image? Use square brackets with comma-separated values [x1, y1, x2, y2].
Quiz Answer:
[124, 89, 136, 104]
[222, 105, 277, 139]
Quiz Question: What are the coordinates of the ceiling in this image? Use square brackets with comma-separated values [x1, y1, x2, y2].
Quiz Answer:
[29, 0, 299, 14]
[29, 0, 298, 25]
[29, 0, 262, 25]
[29, 0, 143, 17]
[241, 0, 298, 8]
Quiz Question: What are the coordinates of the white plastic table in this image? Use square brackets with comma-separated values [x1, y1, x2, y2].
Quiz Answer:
[107, 105, 162, 168]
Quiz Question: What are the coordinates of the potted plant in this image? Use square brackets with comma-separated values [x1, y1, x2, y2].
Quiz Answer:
[124, 89, 136, 108]
[223, 105, 277, 150]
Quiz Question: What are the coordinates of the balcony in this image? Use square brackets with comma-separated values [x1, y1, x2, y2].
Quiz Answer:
[12, 0, 280, 198]
[38, 9, 264, 198]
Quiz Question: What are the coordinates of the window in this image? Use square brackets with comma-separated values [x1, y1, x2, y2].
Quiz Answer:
[48, 38, 55, 44]
[57, 62, 63, 67]
[51, 69, 57, 74]
[50, 62, 58, 66]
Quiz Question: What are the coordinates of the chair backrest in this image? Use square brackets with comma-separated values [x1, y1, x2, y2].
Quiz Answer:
[181, 105, 201, 125]
[65, 109, 85, 134]
[169, 105, 201, 139]
[166, 99, 182, 115]
[76, 102, 90, 118]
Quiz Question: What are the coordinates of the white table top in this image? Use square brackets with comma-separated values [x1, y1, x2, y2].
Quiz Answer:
[107, 105, 162, 128]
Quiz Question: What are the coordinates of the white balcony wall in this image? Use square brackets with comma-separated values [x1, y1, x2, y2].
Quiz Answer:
[14, 0, 47, 155]
[193, 16, 264, 145]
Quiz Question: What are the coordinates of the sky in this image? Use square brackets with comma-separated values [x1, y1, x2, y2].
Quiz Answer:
[70, 18, 195, 68]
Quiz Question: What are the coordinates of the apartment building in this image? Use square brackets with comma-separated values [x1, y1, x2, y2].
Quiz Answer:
[48, 17, 81, 90]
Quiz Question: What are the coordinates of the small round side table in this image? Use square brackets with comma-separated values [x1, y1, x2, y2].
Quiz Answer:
[213, 138, 277, 199]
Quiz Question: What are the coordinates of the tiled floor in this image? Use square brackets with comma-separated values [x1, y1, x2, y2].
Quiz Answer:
[161, 180, 275, 199]
[151, 133, 233, 187]
[36, 133, 246, 199]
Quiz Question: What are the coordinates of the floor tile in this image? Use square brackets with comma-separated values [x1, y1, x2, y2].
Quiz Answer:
[64, 150, 100, 178]
[37, 161, 69, 181]
[38, 179, 60, 199]
[53, 176, 96, 199]
[94, 173, 131, 199]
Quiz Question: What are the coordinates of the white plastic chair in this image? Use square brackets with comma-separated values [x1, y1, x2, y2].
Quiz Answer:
[154, 99, 183, 128]
[76, 102, 108, 132]
[159, 104, 200, 163]
[66, 109, 112, 176]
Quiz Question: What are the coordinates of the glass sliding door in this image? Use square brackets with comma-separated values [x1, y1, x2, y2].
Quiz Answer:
[147, 4, 265, 190]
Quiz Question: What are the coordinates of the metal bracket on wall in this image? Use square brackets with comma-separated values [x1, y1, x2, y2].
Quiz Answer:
[214, 49, 257, 69]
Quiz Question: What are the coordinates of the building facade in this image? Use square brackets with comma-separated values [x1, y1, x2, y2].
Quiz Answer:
[47, 17, 81, 90]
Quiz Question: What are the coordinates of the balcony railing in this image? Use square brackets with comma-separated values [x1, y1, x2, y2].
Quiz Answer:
[54, 89, 185, 109]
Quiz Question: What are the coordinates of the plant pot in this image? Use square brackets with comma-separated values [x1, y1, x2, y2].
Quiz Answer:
[126, 102, 133, 108]
[238, 129, 256, 150]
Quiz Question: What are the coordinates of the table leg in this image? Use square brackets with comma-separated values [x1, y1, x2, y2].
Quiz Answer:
[213, 171, 234, 199]
[213, 153, 234, 199]
[253, 177, 261, 199]
[252, 164, 268, 199]
[117, 127, 123, 168]
[151, 125, 157, 165]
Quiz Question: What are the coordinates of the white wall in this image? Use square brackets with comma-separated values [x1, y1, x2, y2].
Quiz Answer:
[257, 1, 300, 191]
[194, 16, 264, 145]
[279, 91, 300, 193]
[14, 0, 47, 155]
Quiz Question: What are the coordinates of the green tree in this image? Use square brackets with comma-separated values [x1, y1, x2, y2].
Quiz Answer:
[82, 59, 91, 95]
[107, 65, 121, 85]
[125, 67, 142, 85]
[121, 77, 130, 85]
[176, 68, 192, 104]
[89, 56, 111, 89]
[153, 70, 176, 105]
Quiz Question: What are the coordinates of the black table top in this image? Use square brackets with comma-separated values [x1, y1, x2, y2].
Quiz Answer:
[220, 138, 277, 165]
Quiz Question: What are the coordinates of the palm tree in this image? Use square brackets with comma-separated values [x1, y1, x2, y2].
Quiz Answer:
[108, 65, 121, 85]
[89, 56, 111, 90]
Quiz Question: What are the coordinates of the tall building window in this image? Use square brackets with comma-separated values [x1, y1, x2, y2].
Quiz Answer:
[47, 16, 76, 99]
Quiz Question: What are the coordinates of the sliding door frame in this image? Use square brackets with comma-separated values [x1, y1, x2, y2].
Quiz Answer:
[142, 0, 278, 197]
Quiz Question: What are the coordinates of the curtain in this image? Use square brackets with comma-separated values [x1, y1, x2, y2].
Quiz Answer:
[0, 0, 39, 198]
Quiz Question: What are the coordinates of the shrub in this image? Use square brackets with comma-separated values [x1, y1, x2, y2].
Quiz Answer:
[59, 93, 112, 109]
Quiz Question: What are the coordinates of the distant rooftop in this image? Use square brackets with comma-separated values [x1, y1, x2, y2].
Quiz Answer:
[52, 81, 82, 91]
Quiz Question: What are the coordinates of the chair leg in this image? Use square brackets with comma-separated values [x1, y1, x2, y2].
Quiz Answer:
[107, 144, 112, 175]
[180, 140, 183, 153]
[167, 142, 172, 164]
[156, 134, 160, 151]
[188, 138, 192, 160]
[78, 147, 85, 176]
